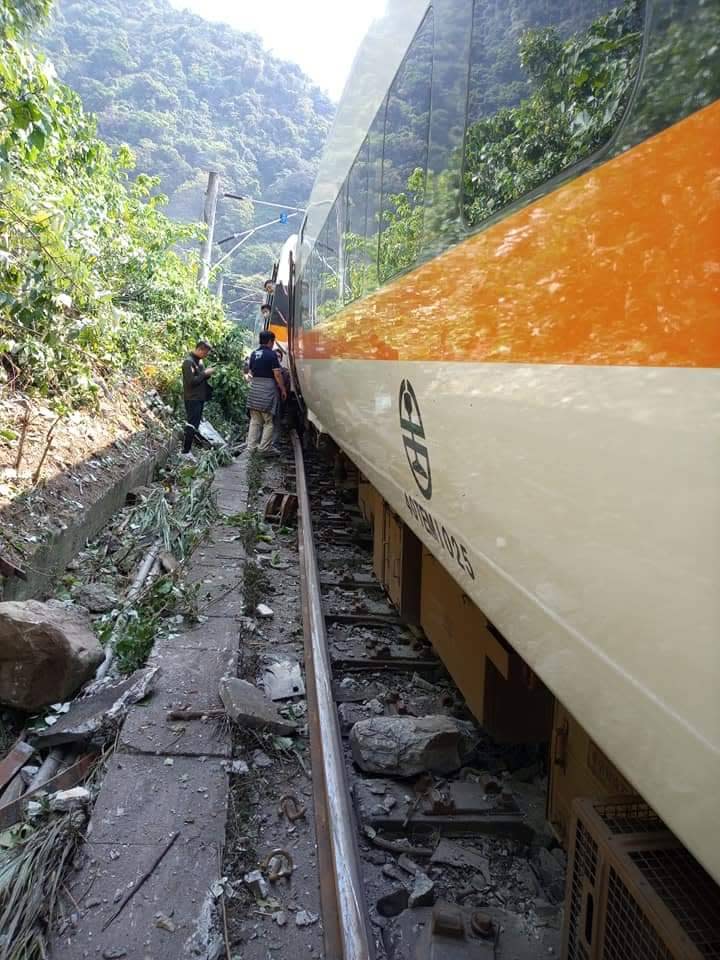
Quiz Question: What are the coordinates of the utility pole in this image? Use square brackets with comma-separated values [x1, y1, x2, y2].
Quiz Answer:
[198, 171, 220, 288]
[215, 274, 224, 299]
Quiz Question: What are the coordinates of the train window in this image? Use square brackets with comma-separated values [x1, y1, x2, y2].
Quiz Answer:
[316, 200, 340, 321]
[616, 0, 720, 148]
[378, 9, 434, 283]
[342, 101, 385, 304]
[462, 0, 646, 228]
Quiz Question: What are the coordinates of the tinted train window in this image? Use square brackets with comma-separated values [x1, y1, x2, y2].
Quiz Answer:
[342, 98, 385, 304]
[617, 0, 720, 148]
[462, 0, 646, 228]
[316, 203, 340, 322]
[378, 9, 434, 282]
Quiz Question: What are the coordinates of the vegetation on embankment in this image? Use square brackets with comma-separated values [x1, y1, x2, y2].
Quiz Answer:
[40, 0, 335, 326]
[1, 0, 231, 412]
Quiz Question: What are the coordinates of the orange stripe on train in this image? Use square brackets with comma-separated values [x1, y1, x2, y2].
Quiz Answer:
[297, 101, 720, 368]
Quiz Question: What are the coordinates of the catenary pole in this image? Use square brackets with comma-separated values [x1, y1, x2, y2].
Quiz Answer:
[198, 171, 220, 288]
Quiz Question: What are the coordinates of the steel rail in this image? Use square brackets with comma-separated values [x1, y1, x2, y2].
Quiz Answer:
[291, 431, 376, 960]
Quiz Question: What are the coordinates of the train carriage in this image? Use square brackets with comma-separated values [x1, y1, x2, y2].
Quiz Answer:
[288, 0, 720, 885]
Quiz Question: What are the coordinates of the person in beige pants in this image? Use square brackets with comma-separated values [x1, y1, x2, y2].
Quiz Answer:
[246, 330, 287, 456]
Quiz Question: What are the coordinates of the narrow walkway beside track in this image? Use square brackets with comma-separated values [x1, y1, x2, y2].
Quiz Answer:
[52, 455, 252, 959]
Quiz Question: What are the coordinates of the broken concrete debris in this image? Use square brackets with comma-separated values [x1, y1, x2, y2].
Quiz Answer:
[48, 786, 91, 812]
[349, 715, 478, 777]
[244, 869, 269, 900]
[218, 676, 297, 736]
[431, 838, 491, 883]
[255, 603, 274, 618]
[534, 846, 567, 903]
[222, 759, 249, 775]
[408, 873, 435, 908]
[260, 658, 305, 701]
[0, 599, 104, 711]
[34, 667, 159, 747]
[251, 749, 273, 768]
[295, 909, 319, 927]
[197, 419, 226, 448]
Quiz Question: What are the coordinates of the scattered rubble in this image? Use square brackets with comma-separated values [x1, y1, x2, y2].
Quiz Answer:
[33, 667, 158, 747]
[377, 888, 409, 917]
[534, 846, 567, 903]
[48, 786, 91, 812]
[197, 420, 227, 448]
[408, 873, 435, 908]
[349, 715, 479, 776]
[430, 838, 491, 882]
[244, 869, 269, 900]
[295, 909, 318, 927]
[0, 599, 104, 711]
[219, 677, 297, 736]
[260, 659, 305, 700]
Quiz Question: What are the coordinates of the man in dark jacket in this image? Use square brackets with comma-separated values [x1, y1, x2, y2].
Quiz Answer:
[181, 339, 214, 461]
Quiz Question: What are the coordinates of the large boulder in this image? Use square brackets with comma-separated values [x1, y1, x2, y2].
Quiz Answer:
[349, 715, 478, 777]
[0, 600, 104, 711]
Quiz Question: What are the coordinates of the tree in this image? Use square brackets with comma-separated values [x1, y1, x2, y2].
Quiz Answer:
[1, 0, 228, 406]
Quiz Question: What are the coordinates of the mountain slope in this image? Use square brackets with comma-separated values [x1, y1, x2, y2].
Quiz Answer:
[41, 0, 334, 303]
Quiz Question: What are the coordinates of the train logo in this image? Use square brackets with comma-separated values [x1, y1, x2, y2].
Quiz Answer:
[399, 379, 432, 501]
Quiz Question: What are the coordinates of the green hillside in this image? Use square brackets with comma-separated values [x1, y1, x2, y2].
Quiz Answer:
[40, 0, 335, 316]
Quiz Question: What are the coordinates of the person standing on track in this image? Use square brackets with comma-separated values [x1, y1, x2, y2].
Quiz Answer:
[181, 339, 214, 462]
[247, 330, 287, 457]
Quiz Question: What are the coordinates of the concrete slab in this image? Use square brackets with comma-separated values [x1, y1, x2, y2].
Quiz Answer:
[121, 639, 235, 757]
[194, 539, 247, 564]
[52, 754, 227, 960]
[186, 564, 245, 618]
[162, 617, 240, 654]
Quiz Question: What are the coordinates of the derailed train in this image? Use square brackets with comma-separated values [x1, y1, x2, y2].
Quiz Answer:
[269, 0, 720, 911]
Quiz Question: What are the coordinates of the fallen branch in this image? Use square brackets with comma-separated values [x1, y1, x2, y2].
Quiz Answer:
[32, 414, 62, 486]
[166, 708, 224, 721]
[94, 538, 163, 682]
[14, 398, 32, 472]
[363, 827, 432, 859]
[101, 830, 179, 930]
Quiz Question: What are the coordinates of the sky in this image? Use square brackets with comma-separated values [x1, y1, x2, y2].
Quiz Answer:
[167, 0, 387, 100]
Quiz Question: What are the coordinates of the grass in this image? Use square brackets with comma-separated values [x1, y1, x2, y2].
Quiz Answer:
[0, 813, 84, 960]
[226, 511, 264, 552]
[246, 451, 264, 500]
[242, 560, 270, 616]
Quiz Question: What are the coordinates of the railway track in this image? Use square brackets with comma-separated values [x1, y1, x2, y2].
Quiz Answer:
[292, 433, 563, 960]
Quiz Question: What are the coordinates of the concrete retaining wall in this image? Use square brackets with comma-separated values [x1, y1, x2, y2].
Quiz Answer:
[0, 437, 174, 603]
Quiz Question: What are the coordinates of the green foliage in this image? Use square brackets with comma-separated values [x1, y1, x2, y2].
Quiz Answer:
[40, 0, 334, 305]
[618, 0, 720, 144]
[463, 0, 643, 226]
[378, 167, 426, 281]
[0, 0, 229, 407]
[114, 575, 197, 673]
[207, 325, 252, 423]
